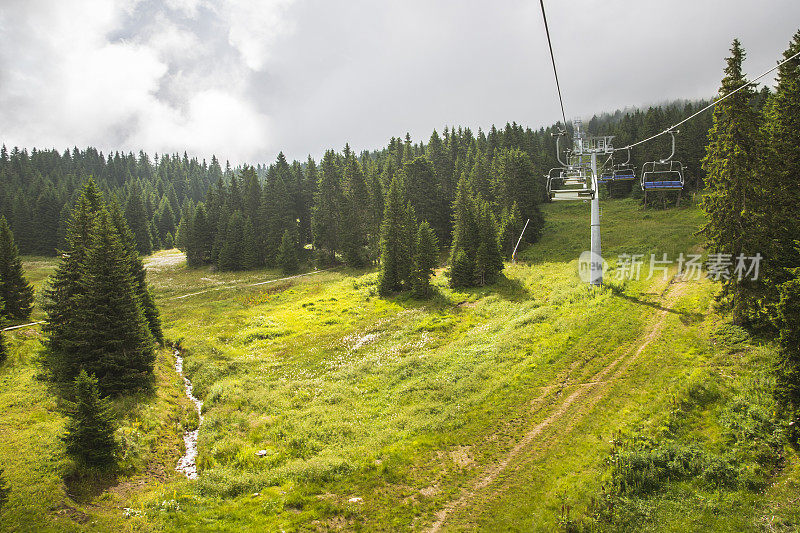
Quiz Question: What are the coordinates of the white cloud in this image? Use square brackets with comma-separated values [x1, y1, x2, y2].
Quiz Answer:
[221, 0, 296, 71]
[0, 0, 289, 162]
[139, 89, 270, 163]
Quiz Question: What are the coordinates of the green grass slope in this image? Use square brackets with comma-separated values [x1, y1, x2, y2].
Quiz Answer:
[0, 199, 797, 531]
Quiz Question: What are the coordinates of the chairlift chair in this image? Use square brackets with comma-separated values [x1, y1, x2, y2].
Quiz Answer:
[612, 148, 636, 180]
[640, 130, 684, 206]
[546, 167, 594, 202]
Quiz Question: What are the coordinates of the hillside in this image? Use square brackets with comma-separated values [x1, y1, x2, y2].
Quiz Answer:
[1, 199, 798, 531]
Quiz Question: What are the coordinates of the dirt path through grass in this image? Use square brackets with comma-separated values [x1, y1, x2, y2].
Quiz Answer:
[168, 267, 335, 300]
[427, 277, 690, 532]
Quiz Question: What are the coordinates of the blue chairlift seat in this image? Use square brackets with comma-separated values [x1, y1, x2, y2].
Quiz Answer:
[641, 161, 684, 192]
[613, 168, 636, 180]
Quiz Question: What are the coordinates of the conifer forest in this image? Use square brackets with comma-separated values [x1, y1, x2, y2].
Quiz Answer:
[0, 2, 799, 531]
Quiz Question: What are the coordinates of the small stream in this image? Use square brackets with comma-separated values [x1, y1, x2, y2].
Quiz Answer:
[174, 350, 203, 480]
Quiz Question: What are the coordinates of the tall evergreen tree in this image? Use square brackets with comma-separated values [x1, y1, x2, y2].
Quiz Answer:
[109, 199, 163, 343]
[448, 177, 478, 288]
[312, 150, 343, 264]
[124, 182, 152, 255]
[474, 202, 504, 286]
[759, 31, 800, 319]
[340, 151, 369, 267]
[277, 229, 299, 274]
[700, 39, 763, 324]
[42, 182, 105, 382]
[378, 176, 413, 295]
[72, 209, 155, 393]
[186, 204, 212, 267]
[0, 217, 34, 320]
[218, 211, 245, 271]
[412, 221, 439, 298]
[242, 216, 260, 270]
[62, 370, 117, 468]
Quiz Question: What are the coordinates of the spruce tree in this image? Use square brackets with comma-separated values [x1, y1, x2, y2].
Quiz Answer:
[43, 182, 105, 382]
[0, 216, 34, 320]
[412, 221, 438, 298]
[312, 150, 343, 264]
[218, 211, 245, 271]
[71, 209, 155, 394]
[186, 204, 212, 267]
[492, 149, 544, 243]
[448, 177, 478, 288]
[378, 176, 411, 295]
[700, 39, 762, 324]
[62, 370, 117, 468]
[760, 31, 800, 318]
[277, 229, 299, 274]
[108, 199, 163, 343]
[124, 183, 152, 255]
[242, 216, 260, 270]
[474, 202, 503, 286]
[341, 151, 369, 267]
[450, 249, 473, 289]
[498, 202, 523, 259]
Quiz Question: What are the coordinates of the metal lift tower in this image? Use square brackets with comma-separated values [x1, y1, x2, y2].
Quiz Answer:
[572, 120, 613, 286]
[546, 119, 614, 286]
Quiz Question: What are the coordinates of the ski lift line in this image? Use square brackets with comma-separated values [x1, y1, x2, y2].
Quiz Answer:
[538, 0, 568, 127]
[620, 48, 800, 152]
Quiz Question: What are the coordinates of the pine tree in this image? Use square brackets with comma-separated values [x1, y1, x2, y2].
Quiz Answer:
[412, 221, 438, 298]
[242, 216, 260, 269]
[277, 229, 299, 274]
[450, 249, 473, 289]
[474, 202, 503, 286]
[760, 31, 800, 319]
[498, 202, 523, 259]
[62, 370, 117, 468]
[700, 39, 763, 324]
[70, 209, 155, 394]
[186, 204, 212, 267]
[43, 182, 105, 382]
[378, 176, 412, 295]
[0, 216, 34, 320]
[108, 199, 163, 344]
[218, 211, 245, 271]
[124, 183, 152, 255]
[404, 157, 443, 241]
[312, 150, 343, 264]
[448, 177, 478, 288]
[492, 148, 544, 243]
[340, 151, 369, 267]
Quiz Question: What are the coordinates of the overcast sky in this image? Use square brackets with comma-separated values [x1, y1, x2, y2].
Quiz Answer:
[1, 0, 798, 165]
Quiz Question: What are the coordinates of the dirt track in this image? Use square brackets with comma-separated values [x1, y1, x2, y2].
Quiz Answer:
[427, 278, 689, 532]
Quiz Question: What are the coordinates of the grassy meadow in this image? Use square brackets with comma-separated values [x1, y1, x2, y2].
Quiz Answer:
[0, 198, 797, 531]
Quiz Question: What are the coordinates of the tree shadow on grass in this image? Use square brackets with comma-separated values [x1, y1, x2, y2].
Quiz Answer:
[607, 284, 704, 324]
[64, 468, 119, 503]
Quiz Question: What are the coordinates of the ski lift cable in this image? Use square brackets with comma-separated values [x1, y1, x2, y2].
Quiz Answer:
[620, 48, 800, 151]
[538, 0, 568, 128]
